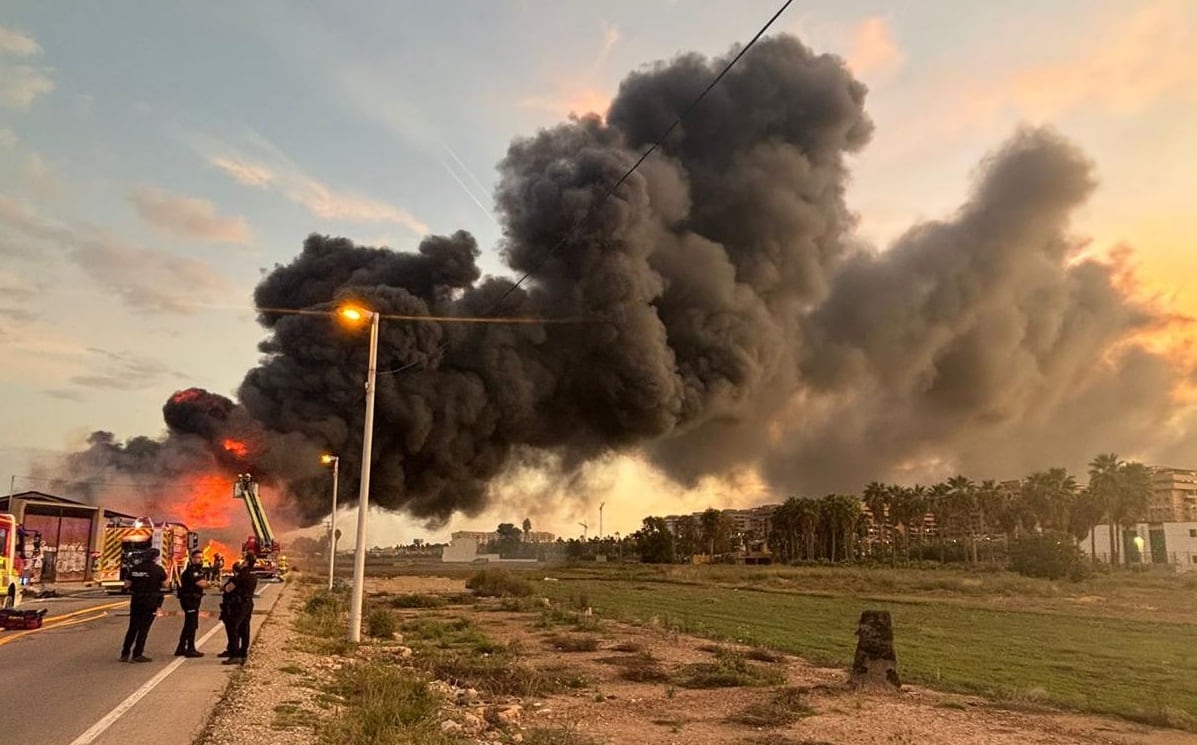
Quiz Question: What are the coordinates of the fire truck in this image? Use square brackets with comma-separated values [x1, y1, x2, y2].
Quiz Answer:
[96, 518, 198, 594]
[1, 513, 23, 608]
[234, 474, 285, 580]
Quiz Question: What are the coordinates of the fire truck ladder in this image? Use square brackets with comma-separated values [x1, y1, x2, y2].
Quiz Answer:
[233, 474, 275, 548]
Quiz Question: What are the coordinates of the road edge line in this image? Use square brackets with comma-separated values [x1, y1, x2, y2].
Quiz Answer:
[66, 622, 225, 745]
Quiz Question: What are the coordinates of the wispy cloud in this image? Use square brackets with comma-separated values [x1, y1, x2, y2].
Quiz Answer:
[0, 128, 16, 151]
[208, 148, 428, 234]
[70, 347, 188, 391]
[517, 90, 611, 119]
[0, 24, 40, 56]
[0, 24, 54, 110]
[210, 156, 273, 187]
[598, 21, 621, 65]
[936, 0, 1197, 134]
[516, 21, 619, 120]
[845, 17, 904, 80]
[0, 194, 235, 312]
[129, 186, 250, 244]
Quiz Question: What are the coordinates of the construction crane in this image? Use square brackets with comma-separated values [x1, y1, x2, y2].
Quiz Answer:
[233, 474, 285, 580]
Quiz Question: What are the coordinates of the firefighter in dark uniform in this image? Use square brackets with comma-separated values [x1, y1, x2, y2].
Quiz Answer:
[221, 554, 258, 665]
[120, 548, 167, 662]
[174, 549, 208, 657]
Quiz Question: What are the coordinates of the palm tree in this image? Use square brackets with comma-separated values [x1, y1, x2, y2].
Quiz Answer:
[1116, 461, 1153, 564]
[1069, 486, 1104, 564]
[927, 482, 951, 562]
[862, 481, 891, 558]
[796, 498, 820, 560]
[700, 508, 721, 558]
[944, 475, 978, 564]
[768, 497, 802, 563]
[1089, 453, 1123, 565]
[975, 480, 1003, 563]
[1022, 468, 1079, 532]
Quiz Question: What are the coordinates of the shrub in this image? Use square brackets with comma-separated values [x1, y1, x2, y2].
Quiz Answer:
[467, 568, 534, 597]
[365, 608, 396, 639]
[390, 593, 448, 609]
[1009, 531, 1088, 580]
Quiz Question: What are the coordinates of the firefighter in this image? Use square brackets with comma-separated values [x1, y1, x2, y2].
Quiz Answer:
[174, 549, 208, 657]
[221, 555, 258, 665]
[212, 553, 224, 582]
[119, 548, 166, 663]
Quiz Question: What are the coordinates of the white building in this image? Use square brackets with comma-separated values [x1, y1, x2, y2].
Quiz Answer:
[1081, 522, 1197, 572]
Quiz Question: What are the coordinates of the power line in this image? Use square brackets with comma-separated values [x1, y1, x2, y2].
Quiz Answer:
[487, 0, 795, 314]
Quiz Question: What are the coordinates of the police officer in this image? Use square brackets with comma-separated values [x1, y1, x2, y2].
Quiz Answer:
[174, 549, 208, 657]
[221, 554, 258, 665]
[120, 548, 167, 663]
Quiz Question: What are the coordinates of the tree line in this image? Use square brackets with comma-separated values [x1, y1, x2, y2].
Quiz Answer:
[633, 453, 1155, 566]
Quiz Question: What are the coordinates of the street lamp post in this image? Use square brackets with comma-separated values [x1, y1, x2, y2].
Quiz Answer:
[599, 502, 605, 539]
[321, 454, 339, 590]
[342, 306, 380, 644]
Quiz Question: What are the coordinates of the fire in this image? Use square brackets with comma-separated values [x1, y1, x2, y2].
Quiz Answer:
[169, 388, 206, 404]
[201, 538, 237, 566]
[178, 473, 234, 530]
[222, 438, 249, 458]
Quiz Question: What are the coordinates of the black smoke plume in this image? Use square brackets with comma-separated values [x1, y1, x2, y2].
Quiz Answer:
[45, 34, 1196, 527]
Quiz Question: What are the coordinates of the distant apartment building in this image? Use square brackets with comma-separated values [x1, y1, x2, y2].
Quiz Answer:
[661, 505, 780, 541]
[449, 529, 556, 544]
[1149, 467, 1197, 522]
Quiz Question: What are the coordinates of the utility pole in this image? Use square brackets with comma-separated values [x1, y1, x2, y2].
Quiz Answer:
[347, 309, 379, 644]
[321, 455, 339, 590]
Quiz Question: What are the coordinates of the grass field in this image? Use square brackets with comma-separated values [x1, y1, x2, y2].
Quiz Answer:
[531, 566, 1197, 729]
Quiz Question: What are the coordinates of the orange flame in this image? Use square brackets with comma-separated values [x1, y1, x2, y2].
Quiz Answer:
[222, 438, 249, 458]
[177, 473, 234, 530]
[201, 538, 236, 566]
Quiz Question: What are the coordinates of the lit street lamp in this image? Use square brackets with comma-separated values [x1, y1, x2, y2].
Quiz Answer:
[339, 304, 380, 643]
[321, 454, 339, 590]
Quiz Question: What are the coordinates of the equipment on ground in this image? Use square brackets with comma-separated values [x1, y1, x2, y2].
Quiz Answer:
[233, 474, 284, 580]
[97, 518, 198, 594]
[0, 513, 23, 608]
[0, 607, 46, 630]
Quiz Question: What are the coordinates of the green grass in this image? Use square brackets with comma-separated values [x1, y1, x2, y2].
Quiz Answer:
[318, 661, 462, 744]
[537, 578, 1197, 729]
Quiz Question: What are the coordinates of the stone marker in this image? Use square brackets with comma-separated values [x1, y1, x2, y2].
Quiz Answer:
[849, 609, 901, 691]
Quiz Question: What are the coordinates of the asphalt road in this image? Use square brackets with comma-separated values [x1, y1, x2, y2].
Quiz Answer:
[0, 583, 281, 745]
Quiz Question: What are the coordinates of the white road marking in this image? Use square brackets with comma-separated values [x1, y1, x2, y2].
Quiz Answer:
[66, 622, 226, 745]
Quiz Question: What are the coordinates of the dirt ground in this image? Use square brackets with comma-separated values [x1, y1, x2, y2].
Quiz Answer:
[370, 575, 1192, 745]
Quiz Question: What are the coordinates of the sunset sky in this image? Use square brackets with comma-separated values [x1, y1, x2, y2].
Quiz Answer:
[1, 1, 1193, 542]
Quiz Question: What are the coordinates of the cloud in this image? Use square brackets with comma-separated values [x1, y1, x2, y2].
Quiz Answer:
[23, 153, 60, 199]
[210, 156, 273, 187]
[599, 21, 620, 64]
[0, 64, 55, 109]
[845, 17, 904, 80]
[0, 194, 235, 312]
[0, 25, 53, 110]
[0, 128, 16, 151]
[69, 347, 188, 391]
[129, 186, 250, 244]
[44, 389, 86, 402]
[517, 90, 612, 119]
[209, 152, 427, 234]
[0, 24, 40, 56]
[937, 0, 1197, 134]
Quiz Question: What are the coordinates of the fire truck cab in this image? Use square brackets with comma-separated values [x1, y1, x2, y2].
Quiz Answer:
[97, 518, 198, 593]
[1, 513, 22, 608]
